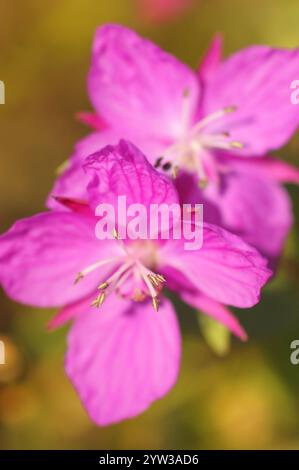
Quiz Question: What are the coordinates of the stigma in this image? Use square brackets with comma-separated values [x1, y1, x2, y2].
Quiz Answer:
[74, 232, 166, 312]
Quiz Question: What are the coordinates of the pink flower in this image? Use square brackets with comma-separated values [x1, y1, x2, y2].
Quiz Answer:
[49, 25, 299, 261]
[0, 141, 271, 425]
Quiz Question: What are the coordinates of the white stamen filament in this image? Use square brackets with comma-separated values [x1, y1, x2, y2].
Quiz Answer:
[74, 236, 165, 311]
[99, 260, 133, 292]
[79, 256, 123, 277]
[158, 101, 242, 186]
[114, 267, 134, 293]
[190, 106, 236, 136]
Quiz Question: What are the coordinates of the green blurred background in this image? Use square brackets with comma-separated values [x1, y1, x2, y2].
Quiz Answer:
[1, 0, 299, 450]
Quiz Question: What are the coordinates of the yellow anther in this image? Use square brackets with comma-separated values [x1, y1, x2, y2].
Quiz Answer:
[98, 281, 109, 290]
[198, 179, 208, 190]
[224, 105, 237, 113]
[172, 165, 179, 179]
[152, 297, 159, 312]
[148, 274, 159, 287]
[112, 228, 119, 239]
[74, 272, 83, 284]
[91, 292, 106, 308]
[230, 141, 244, 149]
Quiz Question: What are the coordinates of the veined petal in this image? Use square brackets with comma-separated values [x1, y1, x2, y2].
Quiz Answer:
[47, 130, 166, 209]
[65, 295, 181, 426]
[224, 154, 299, 185]
[88, 24, 200, 140]
[208, 164, 293, 261]
[74, 130, 166, 167]
[202, 46, 299, 155]
[84, 140, 179, 235]
[175, 159, 294, 262]
[47, 130, 124, 209]
[159, 223, 271, 308]
[0, 212, 119, 307]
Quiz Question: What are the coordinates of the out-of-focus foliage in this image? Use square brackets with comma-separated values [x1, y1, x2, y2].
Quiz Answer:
[198, 314, 231, 357]
[0, 0, 299, 449]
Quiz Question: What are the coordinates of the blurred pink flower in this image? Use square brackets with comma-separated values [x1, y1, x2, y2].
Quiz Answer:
[49, 25, 299, 262]
[137, 0, 194, 22]
[0, 141, 271, 425]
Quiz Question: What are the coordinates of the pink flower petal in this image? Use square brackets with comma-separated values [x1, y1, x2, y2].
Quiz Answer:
[225, 154, 299, 185]
[181, 290, 247, 340]
[0, 212, 118, 307]
[47, 130, 124, 210]
[47, 130, 166, 209]
[202, 46, 299, 155]
[160, 223, 271, 308]
[175, 159, 294, 262]
[84, 140, 179, 217]
[48, 295, 94, 331]
[65, 295, 181, 426]
[75, 111, 108, 130]
[198, 33, 223, 83]
[209, 161, 293, 260]
[88, 24, 200, 141]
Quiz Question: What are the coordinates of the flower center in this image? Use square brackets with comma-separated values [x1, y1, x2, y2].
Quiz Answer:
[74, 231, 165, 312]
[155, 90, 243, 188]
